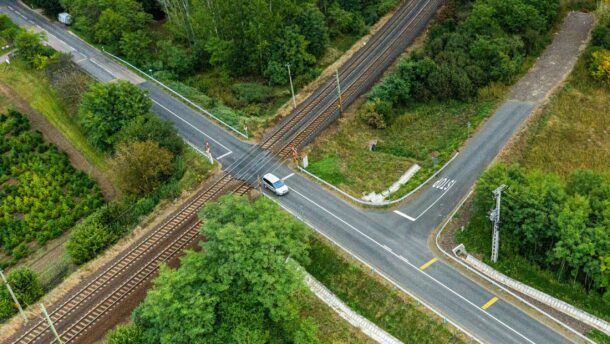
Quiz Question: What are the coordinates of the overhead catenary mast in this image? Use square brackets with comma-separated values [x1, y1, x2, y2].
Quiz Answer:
[490, 184, 507, 263]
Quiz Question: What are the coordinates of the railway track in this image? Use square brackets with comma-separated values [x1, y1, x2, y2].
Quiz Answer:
[5, 1, 440, 342]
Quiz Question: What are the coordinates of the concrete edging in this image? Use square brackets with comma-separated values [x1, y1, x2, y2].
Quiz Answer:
[464, 254, 610, 337]
[304, 271, 403, 344]
[434, 191, 596, 344]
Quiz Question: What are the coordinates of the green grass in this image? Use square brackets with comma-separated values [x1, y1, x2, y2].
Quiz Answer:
[298, 290, 375, 344]
[303, 237, 465, 343]
[0, 60, 110, 172]
[588, 329, 610, 344]
[305, 85, 503, 199]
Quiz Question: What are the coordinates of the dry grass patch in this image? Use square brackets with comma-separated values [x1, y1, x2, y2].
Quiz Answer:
[517, 57, 610, 175]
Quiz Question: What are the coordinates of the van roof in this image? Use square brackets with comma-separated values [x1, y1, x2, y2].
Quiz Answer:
[263, 173, 280, 183]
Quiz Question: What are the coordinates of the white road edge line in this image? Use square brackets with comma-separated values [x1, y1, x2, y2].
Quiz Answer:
[282, 173, 295, 180]
[288, 186, 536, 344]
[261, 193, 483, 344]
[150, 98, 232, 155]
[393, 210, 416, 221]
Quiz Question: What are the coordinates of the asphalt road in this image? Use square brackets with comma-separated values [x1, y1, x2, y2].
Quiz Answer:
[0, 1, 595, 343]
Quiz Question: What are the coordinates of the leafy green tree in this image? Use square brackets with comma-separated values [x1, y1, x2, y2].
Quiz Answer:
[133, 195, 316, 343]
[110, 140, 174, 195]
[120, 30, 152, 66]
[14, 30, 55, 69]
[265, 26, 316, 85]
[156, 40, 198, 77]
[78, 81, 151, 151]
[115, 115, 184, 156]
[295, 3, 329, 58]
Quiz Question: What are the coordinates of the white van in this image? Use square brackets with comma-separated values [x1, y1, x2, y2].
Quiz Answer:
[262, 173, 289, 196]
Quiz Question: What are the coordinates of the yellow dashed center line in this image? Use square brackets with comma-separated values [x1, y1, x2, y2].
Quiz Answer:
[481, 296, 498, 310]
[419, 257, 438, 270]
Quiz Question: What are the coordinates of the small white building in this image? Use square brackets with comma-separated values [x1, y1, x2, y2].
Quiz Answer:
[58, 12, 73, 25]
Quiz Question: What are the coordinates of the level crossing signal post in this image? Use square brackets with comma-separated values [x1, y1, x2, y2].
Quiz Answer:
[489, 184, 507, 263]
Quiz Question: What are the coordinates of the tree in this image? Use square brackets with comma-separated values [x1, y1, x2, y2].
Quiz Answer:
[295, 3, 329, 58]
[115, 115, 184, 156]
[14, 30, 55, 69]
[110, 140, 174, 195]
[119, 30, 152, 66]
[78, 81, 151, 151]
[132, 195, 316, 344]
[265, 26, 316, 85]
[30, 0, 64, 17]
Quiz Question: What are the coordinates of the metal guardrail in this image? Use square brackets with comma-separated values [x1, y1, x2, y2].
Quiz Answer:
[101, 49, 248, 139]
[297, 152, 459, 206]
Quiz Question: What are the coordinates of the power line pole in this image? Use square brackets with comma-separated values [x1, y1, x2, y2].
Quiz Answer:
[40, 303, 63, 344]
[0, 269, 27, 323]
[489, 184, 507, 263]
[286, 63, 296, 109]
[335, 70, 343, 113]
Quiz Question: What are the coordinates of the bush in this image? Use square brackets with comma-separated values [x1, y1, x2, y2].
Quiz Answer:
[589, 49, 610, 86]
[359, 99, 386, 129]
[0, 268, 44, 321]
[106, 323, 143, 344]
[231, 83, 273, 104]
[66, 212, 116, 265]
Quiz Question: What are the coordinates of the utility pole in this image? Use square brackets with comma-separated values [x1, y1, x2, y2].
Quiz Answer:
[0, 269, 27, 323]
[489, 184, 507, 263]
[286, 63, 296, 109]
[40, 303, 63, 344]
[335, 70, 343, 113]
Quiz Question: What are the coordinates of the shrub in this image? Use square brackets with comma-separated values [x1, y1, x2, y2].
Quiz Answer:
[231, 83, 273, 104]
[589, 49, 610, 86]
[106, 323, 143, 344]
[66, 212, 116, 265]
[0, 268, 44, 321]
[359, 99, 386, 129]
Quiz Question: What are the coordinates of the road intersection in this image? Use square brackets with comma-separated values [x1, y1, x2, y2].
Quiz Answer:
[0, 1, 595, 342]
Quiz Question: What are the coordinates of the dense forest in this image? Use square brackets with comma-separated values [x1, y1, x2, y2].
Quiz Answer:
[471, 165, 610, 304]
[0, 111, 104, 264]
[360, 0, 559, 130]
[52, 0, 398, 83]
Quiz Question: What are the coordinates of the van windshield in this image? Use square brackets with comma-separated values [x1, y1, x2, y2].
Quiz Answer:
[273, 180, 285, 188]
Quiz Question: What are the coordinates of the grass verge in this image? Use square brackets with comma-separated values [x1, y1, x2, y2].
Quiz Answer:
[0, 60, 109, 171]
[304, 236, 465, 343]
[305, 87, 503, 200]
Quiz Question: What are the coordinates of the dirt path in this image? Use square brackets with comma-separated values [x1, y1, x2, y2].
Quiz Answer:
[0, 81, 118, 200]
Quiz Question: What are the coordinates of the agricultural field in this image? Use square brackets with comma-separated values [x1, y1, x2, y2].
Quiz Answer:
[47, 0, 402, 136]
[0, 110, 104, 266]
[455, 6, 610, 341]
[304, 0, 584, 202]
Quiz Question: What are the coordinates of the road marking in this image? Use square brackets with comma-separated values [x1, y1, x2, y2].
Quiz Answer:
[382, 245, 393, 253]
[482, 297, 498, 310]
[89, 57, 116, 78]
[282, 173, 295, 180]
[286, 186, 535, 344]
[150, 99, 232, 155]
[420, 258, 438, 270]
[394, 210, 416, 221]
[216, 151, 232, 160]
[433, 178, 456, 191]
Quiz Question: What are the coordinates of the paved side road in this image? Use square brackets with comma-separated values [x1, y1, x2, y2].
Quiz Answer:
[0, 1, 594, 342]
